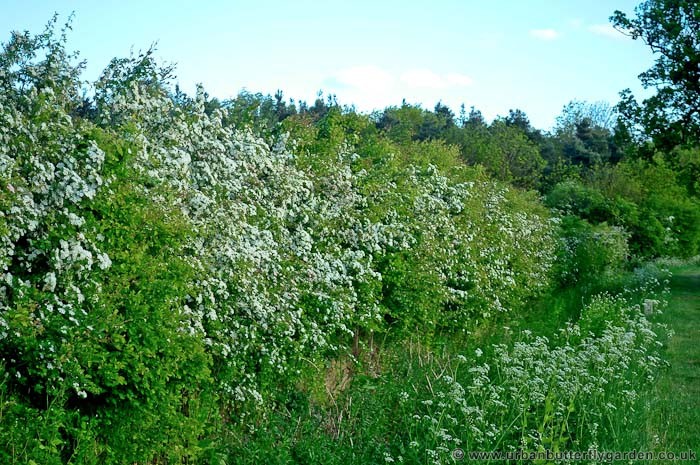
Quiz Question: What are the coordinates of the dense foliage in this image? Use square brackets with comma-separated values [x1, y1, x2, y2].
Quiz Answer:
[1, 3, 698, 462]
[612, 0, 700, 149]
[0, 20, 558, 463]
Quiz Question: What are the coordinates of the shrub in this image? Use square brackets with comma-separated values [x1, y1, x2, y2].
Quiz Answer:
[555, 216, 629, 286]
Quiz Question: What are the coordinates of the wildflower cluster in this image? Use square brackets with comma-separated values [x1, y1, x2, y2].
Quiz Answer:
[401, 279, 668, 464]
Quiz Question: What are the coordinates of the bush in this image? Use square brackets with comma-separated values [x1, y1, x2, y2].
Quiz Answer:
[555, 216, 630, 286]
[0, 26, 213, 463]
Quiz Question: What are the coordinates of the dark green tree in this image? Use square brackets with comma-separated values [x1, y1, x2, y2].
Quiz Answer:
[464, 106, 486, 129]
[611, 0, 700, 148]
[434, 101, 456, 128]
[553, 101, 617, 167]
[505, 108, 543, 144]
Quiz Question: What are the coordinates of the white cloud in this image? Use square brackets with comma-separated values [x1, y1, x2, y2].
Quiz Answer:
[588, 24, 625, 39]
[321, 66, 474, 112]
[325, 66, 397, 111]
[446, 73, 474, 87]
[400, 69, 446, 88]
[334, 65, 394, 91]
[530, 29, 559, 40]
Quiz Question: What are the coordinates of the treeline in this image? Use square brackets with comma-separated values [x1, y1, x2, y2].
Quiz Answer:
[189, 83, 700, 263]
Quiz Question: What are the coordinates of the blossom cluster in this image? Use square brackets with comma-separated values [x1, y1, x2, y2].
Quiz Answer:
[2, 39, 557, 413]
[401, 276, 668, 464]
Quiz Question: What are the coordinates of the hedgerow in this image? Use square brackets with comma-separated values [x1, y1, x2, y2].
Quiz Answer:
[0, 20, 667, 464]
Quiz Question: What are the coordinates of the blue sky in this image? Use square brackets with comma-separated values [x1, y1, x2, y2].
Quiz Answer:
[1, 0, 655, 130]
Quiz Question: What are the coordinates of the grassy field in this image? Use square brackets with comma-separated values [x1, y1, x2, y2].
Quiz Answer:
[644, 266, 700, 459]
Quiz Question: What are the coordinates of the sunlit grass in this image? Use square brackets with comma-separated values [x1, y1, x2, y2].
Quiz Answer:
[643, 266, 700, 458]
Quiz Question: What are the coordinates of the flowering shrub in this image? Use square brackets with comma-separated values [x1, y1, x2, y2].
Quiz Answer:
[554, 215, 630, 286]
[0, 22, 604, 464]
[83, 49, 560, 402]
[0, 24, 213, 463]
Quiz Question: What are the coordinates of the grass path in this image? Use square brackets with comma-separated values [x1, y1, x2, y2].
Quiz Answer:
[646, 266, 700, 457]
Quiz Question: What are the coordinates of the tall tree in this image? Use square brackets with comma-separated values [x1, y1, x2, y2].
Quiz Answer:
[434, 101, 456, 128]
[555, 100, 616, 134]
[553, 101, 617, 167]
[505, 108, 543, 144]
[611, 0, 700, 148]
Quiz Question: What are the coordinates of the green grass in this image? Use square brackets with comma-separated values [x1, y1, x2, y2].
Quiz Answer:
[644, 266, 700, 458]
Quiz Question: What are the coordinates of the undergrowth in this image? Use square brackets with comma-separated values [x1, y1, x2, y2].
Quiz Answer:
[221, 262, 673, 464]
